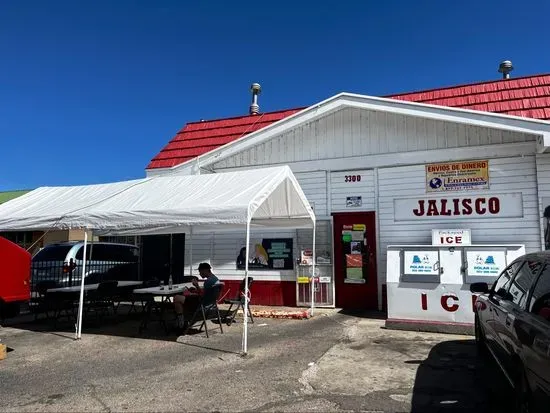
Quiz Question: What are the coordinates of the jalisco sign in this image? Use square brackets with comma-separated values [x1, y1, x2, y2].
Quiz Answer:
[394, 193, 523, 221]
[426, 160, 489, 192]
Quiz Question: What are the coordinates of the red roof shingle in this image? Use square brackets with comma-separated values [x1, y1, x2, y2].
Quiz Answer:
[147, 108, 304, 169]
[147, 74, 550, 170]
[389, 74, 550, 119]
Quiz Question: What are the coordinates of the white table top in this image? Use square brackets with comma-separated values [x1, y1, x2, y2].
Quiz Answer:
[47, 280, 143, 293]
[133, 282, 194, 296]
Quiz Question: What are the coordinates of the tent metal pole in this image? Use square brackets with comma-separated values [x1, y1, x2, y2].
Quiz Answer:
[75, 230, 89, 340]
[169, 233, 173, 281]
[242, 219, 251, 355]
[189, 228, 193, 276]
[311, 221, 316, 316]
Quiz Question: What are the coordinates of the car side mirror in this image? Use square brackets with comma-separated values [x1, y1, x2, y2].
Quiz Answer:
[470, 282, 489, 294]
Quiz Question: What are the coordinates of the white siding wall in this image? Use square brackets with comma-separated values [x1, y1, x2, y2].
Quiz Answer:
[330, 170, 376, 212]
[212, 108, 535, 169]
[180, 171, 326, 281]
[183, 230, 297, 281]
[378, 156, 541, 284]
[536, 154, 550, 248]
[294, 171, 328, 216]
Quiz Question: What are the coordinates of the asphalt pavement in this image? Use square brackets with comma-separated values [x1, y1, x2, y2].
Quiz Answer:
[0, 308, 514, 412]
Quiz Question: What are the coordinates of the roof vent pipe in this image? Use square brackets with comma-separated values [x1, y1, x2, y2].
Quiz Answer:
[498, 60, 514, 79]
[249, 83, 261, 115]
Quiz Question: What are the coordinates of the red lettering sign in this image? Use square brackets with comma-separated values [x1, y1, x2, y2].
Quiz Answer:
[421, 293, 428, 310]
[413, 197, 501, 217]
[441, 295, 459, 312]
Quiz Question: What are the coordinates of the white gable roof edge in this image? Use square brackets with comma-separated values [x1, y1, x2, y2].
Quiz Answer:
[149, 92, 550, 176]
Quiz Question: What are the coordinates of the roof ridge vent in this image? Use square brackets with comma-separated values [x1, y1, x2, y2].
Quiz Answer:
[249, 83, 261, 115]
[498, 60, 514, 79]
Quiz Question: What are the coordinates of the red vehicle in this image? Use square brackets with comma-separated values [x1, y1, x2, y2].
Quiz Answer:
[0, 236, 31, 320]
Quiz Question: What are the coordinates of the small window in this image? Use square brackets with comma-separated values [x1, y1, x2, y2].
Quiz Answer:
[75, 246, 92, 260]
[492, 261, 523, 296]
[529, 265, 550, 323]
[509, 260, 542, 309]
[33, 245, 74, 261]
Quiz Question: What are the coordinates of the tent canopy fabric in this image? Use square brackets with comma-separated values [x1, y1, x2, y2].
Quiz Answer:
[0, 166, 315, 234]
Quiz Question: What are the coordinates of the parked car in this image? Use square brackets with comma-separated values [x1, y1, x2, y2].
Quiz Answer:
[470, 252, 550, 412]
[31, 241, 140, 289]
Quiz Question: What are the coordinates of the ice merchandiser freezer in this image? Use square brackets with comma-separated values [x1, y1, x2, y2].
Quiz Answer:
[385, 243, 525, 334]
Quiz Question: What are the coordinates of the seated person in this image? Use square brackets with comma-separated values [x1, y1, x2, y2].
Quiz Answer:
[174, 262, 219, 330]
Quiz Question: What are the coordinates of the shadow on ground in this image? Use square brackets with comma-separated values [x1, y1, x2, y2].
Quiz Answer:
[1, 304, 234, 347]
[410, 339, 513, 412]
[336, 309, 387, 319]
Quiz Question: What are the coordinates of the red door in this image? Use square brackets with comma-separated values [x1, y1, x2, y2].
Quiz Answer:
[333, 212, 378, 310]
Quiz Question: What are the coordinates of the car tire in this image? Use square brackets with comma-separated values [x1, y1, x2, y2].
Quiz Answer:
[515, 366, 533, 413]
[475, 314, 488, 356]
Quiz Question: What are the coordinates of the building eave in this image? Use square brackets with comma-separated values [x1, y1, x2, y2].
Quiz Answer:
[146, 92, 550, 176]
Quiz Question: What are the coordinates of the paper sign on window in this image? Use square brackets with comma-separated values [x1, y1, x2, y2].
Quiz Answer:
[466, 250, 506, 276]
[404, 251, 439, 275]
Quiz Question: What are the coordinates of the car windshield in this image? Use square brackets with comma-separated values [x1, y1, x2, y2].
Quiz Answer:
[33, 245, 73, 261]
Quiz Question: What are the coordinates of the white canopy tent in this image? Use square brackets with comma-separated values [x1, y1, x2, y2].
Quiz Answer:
[0, 165, 316, 354]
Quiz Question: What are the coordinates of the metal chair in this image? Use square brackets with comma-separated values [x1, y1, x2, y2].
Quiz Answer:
[183, 283, 224, 338]
[224, 277, 254, 326]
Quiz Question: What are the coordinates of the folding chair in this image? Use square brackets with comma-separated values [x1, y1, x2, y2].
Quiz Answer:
[85, 280, 119, 321]
[29, 280, 60, 321]
[224, 277, 254, 326]
[183, 283, 224, 338]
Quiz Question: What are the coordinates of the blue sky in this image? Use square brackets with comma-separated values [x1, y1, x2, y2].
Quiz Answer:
[1, 0, 549, 190]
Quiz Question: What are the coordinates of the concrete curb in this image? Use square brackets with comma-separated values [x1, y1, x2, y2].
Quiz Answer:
[385, 318, 474, 336]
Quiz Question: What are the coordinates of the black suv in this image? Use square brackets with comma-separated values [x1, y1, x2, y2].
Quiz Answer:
[471, 252, 550, 412]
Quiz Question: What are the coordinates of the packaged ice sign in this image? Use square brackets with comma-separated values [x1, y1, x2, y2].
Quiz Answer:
[466, 250, 506, 276]
[394, 193, 523, 221]
[404, 251, 439, 275]
[432, 229, 471, 246]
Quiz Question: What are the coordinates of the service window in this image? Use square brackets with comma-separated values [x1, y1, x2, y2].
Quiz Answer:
[528, 265, 550, 323]
[508, 260, 543, 309]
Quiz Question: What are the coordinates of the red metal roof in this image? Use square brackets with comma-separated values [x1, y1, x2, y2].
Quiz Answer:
[147, 74, 550, 170]
[147, 108, 305, 169]
[388, 73, 550, 120]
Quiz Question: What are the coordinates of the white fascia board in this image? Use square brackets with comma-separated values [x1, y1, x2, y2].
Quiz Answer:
[341, 93, 550, 134]
[213, 141, 537, 174]
[536, 132, 550, 153]
[147, 92, 550, 175]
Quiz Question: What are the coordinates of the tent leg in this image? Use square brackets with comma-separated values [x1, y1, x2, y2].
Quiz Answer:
[311, 221, 316, 316]
[242, 220, 251, 355]
[75, 230, 89, 340]
[189, 228, 193, 276]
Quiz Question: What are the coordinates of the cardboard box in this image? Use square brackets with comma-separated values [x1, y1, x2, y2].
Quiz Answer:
[0, 344, 7, 360]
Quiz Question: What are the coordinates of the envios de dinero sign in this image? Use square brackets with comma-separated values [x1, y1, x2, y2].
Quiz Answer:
[426, 160, 489, 193]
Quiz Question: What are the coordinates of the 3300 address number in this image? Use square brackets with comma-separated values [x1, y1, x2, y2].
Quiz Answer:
[344, 175, 362, 182]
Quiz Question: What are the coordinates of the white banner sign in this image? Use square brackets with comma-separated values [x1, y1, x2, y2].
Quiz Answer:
[404, 251, 439, 275]
[394, 193, 523, 221]
[432, 229, 472, 246]
[466, 250, 506, 276]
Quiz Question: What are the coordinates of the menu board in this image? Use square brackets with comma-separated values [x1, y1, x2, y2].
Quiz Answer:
[236, 238, 294, 270]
